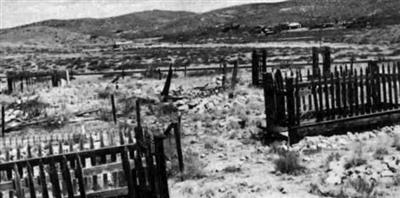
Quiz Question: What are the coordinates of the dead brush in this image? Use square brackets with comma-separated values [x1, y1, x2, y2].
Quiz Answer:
[392, 134, 400, 151]
[373, 147, 389, 160]
[344, 143, 367, 169]
[346, 176, 378, 198]
[273, 150, 305, 175]
[394, 173, 400, 186]
[168, 149, 206, 180]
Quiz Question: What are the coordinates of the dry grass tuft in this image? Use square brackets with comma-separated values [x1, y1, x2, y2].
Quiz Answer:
[373, 147, 388, 160]
[346, 176, 378, 198]
[392, 134, 400, 151]
[169, 149, 206, 180]
[344, 144, 367, 169]
[274, 150, 305, 175]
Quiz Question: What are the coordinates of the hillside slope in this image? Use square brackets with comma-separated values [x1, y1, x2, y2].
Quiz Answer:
[1, 0, 400, 46]
[18, 10, 197, 38]
[0, 26, 113, 49]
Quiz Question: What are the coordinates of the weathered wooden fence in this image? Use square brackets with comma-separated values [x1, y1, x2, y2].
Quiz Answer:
[0, 135, 170, 198]
[263, 60, 400, 144]
[5, 70, 71, 94]
[252, 47, 399, 86]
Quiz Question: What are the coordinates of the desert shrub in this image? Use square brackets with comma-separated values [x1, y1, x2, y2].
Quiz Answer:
[392, 134, 400, 151]
[274, 150, 304, 175]
[373, 147, 388, 160]
[344, 144, 367, 169]
[269, 141, 288, 156]
[346, 176, 377, 198]
[144, 65, 161, 79]
[118, 96, 136, 116]
[222, 165, 241, 173]
[43, 110, 71, 130]
[97, 108, 113, 122]
[325, 152, 342, 168]
[394, 174, 400, 186]
[168, 149, 206, 180]
[18, 97, 49, 119]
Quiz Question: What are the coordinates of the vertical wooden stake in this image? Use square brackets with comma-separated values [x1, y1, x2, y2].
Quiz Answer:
[231, 59, 238, 90]
[323, 46, 331, 76]
[262, 49, 267, 73]
[111, 94, 117, 124]
[1, 106, 5, 137]
[263, 73, 276, 135]
[222, 60, 227, 89]
[174, 115, 184, 174]
[66, 70, 70, 85]
[154, 135, 169, 198]
[312, 47, 319, 78]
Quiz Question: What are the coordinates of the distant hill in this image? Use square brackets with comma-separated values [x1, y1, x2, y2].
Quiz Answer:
[1, 0, 400, 47]
[0, 26, 113, 49]
[7, 10, 197, 38]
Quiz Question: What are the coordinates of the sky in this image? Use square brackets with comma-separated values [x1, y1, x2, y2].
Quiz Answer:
[0, 0, 286, 29]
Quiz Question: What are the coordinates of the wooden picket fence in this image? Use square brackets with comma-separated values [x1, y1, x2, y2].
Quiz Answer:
[263, 60, 400, 144]
[0, 114, 183, 197]
[0, 136, 169, 198]
[5, 70, 71, 94]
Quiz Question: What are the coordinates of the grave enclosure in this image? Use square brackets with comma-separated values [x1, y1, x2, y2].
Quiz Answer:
[252, 48, 400, 144]
[4, 71, 71, 94]
[0, 99, 184, 198]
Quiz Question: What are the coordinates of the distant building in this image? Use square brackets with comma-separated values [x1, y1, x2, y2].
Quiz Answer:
[288, 22, 302, 30]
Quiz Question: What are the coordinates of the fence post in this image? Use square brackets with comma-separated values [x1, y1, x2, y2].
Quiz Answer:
[263, 73, 276, 134]
[154, 135, 170, 198]
[135, 99, 143, 144]
[312, 47, 319, 78]
[285, 77, 299, 145]
[231, 60, 238, 90]
[7, 77, 13, 94]
[323, 46, 331, 76]
[66, 70, 70, 85]
[222, 60, 227, 89]
[262, 49, 267, 73]
[20, 76, 24, 92]
[252, 50, 259, 86]
[2, 105, 5, 137]
[110, 94, 117, 124]
[369, 61, 380, 111]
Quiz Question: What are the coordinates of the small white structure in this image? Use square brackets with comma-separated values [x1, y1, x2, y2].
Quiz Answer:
[288, 22, 302, 30]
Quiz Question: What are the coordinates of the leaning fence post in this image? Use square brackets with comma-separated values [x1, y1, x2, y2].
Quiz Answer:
[2, 105, 5, 137]
[174, 115, 184, 174]
[154, 135, 170, 198]
[110, 94, 117, 124]
[323, 46, 331, 76]
[161, 64, 173, 101]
